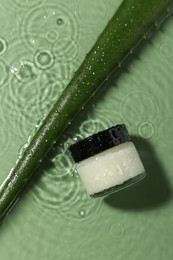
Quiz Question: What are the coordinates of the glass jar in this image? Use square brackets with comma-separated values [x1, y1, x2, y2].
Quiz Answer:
[69, 124, 146, 198]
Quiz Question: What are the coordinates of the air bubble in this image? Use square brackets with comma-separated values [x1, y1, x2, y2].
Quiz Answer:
[34, 50, 55, 70]
[56, 18, 64, 26]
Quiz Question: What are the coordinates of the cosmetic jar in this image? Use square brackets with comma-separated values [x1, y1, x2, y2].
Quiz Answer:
[69, 124, 145, 198]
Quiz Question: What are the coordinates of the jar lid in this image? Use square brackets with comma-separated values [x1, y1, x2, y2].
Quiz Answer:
[69, 124, 130, 163]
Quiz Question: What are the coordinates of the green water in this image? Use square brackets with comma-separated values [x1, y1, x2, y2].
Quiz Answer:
[0, 0, 173, 259]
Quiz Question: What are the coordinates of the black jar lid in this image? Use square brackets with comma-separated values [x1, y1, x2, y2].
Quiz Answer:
[69, 124, 130, 163]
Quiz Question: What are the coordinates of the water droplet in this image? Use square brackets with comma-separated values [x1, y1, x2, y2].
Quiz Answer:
[18, 142, 29, 159]
[79, 209, 86, 217]
[155, 22, 159, 28]
[34, 50, 55, 70]
[10, 66, 18, 74]
[14, 60, 37, 83]
[56, 18, 64, 26]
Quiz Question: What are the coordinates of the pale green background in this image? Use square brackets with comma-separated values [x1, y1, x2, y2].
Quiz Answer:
[0, 0, 173, 259]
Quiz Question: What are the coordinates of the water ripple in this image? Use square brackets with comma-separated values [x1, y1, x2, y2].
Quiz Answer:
[12, 59, 38, 83]
[34, 63, 73, 116]
[120, 90, 160, 133]
[5, 35, 75, 139]
[160, 42, 173, 58]
[79, 240, 113, 260]
[52, 37, 79, 63]
[77, 0, 108, 27]
[1, 39, 39, 138]
[0, 59, 10, 90]
[0, 110, 11, 160]
[7, 39, 39, 80]
[0, 36, 10, 91]
[34, 49, 55, 70]
[31, 145, 101, 221]
[19, 2, 79, 53]
[109, 223, 125, 239]
[0, 36, 8, 56]
[7, 79, 40, 139]
[158, 115, 173, 146]
[8, 0, 45, 11]
[137, 121, 155, 139]
[7, 66, 76, 141]
[79, 115, 114, 139]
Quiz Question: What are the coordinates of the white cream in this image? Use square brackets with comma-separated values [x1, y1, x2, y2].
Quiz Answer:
[76, 141, 145, 196]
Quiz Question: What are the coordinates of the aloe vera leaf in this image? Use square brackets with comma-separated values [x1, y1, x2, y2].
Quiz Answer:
[0, 0, 172, 220]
